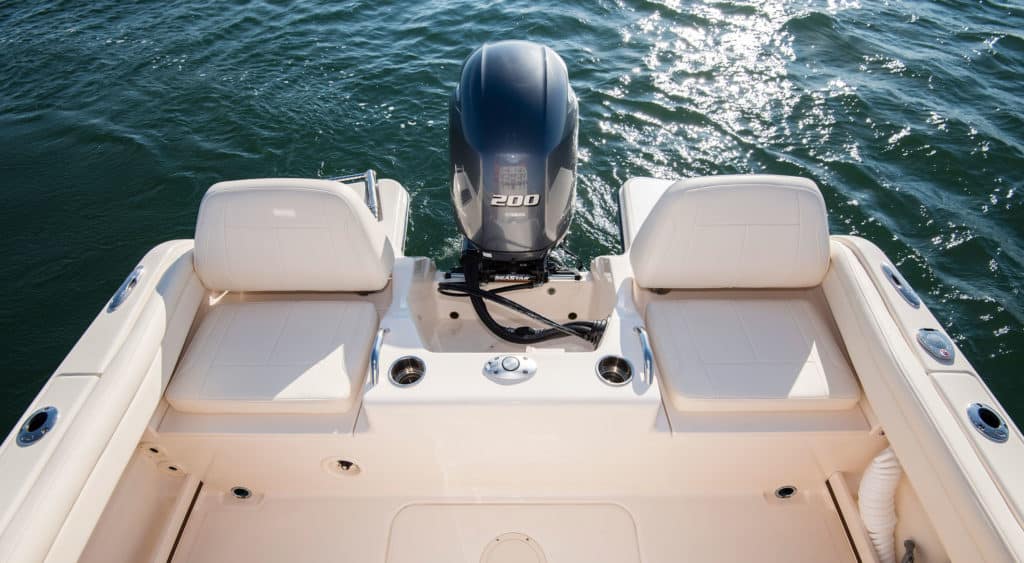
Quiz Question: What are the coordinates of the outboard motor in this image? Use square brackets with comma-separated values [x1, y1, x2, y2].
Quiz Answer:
[449, 40, 578, 280]
[440, 41, 606, 347]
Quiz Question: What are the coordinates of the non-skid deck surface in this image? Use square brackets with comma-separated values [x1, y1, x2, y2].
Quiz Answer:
[171, 492, 856, 562]
[388, 503, 640, 562]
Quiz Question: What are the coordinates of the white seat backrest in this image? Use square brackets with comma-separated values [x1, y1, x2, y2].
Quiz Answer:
[194, 178, 395, 292]
[630, 175, 829, 289]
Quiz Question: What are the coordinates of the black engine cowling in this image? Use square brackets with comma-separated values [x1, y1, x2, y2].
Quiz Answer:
[449, 40, 578, 269]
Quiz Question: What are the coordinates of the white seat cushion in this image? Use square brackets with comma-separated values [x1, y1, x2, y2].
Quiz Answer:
[629, 175, 830, 289]
[194, 178, 395, 292]
[619, 177, 674, 251]
[646, 291, 860, 412]
[166, 301, 377, 414]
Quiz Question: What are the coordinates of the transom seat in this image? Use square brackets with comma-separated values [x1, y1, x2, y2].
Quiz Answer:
[630, 175, 861, 412]
[645, 291, 859, 412]
[166, 179, 393, 415]
[166, 301, 377, 414]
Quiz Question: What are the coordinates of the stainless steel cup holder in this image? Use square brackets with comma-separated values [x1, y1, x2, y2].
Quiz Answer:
[596, 356, 633, 386]
[389, 356, 426, 387]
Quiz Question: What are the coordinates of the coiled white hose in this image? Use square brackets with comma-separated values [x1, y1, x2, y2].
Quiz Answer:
[858, 447, 903, 563]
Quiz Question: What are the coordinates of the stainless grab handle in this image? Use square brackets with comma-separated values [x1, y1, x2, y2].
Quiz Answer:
[364, 169, 381, 222]
[634, 326, 654, 386]
[108, 264, 144, 313]
[370, 327, 389, 386]
[333, 169, 383, 221]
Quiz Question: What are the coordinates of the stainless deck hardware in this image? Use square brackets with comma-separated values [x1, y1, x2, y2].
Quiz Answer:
[483, 355, 538, 385]
[881, 264, 921, 308]
[333, 169, 383, 221]
[596, 355, 633, 386]
[634, 326, 654, 386]
[389, 356, 426, 387]
[967, 403, 1009, 443]
[369, 328, 389, 387]
[916, 328, 954, 364]
[17, 406, 58, 447]
[108, 264, 144, 313]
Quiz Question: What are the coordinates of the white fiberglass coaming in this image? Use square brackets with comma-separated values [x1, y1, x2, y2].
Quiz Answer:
[1, 172, 1022, 563]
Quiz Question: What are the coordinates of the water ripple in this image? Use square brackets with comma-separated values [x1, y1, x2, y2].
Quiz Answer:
[0, 0, 1022, 424]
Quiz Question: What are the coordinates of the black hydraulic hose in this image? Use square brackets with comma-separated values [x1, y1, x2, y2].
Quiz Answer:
[438, 281, 601, 343]
[437, 255, 606, 347]
[470, 289, 581, 343]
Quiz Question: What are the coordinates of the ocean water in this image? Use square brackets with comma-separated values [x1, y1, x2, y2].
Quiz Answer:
[0, 0, 1021, 430]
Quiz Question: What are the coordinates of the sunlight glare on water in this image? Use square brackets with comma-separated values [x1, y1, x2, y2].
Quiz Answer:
[0, 0, 1021, 427]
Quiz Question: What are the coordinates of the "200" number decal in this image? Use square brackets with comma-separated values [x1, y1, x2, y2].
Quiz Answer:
[490, 194, 540, 207]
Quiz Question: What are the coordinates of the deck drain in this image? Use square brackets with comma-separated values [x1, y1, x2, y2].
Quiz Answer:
[322, 457, 362, 476]
[140, 442, 165, 458]
[774, 485, 797, 499]
[231, 486, 252, 500]
[480, 532, 546, 563]
[158, 461, 186, 475]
